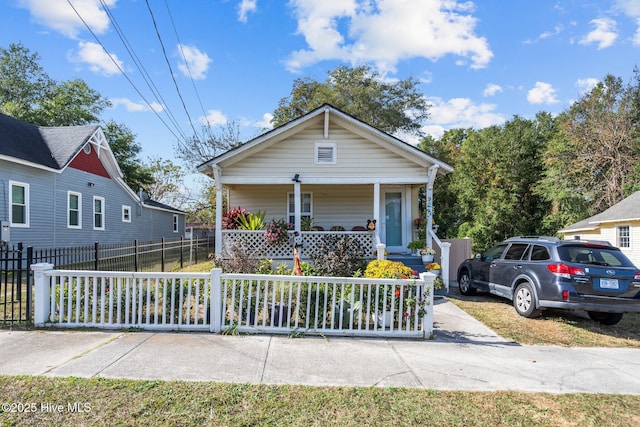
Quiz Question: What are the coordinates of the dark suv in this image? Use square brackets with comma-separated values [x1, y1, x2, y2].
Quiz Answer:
[456, 236, 640, 325]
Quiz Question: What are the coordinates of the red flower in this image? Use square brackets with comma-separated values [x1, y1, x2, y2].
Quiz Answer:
[394, 289, 401, 297]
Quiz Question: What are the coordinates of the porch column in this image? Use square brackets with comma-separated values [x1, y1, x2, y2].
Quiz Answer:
[373, 181, 384, 259]
[425, 165, 439, 249]
[213, 166, 223, 257]
[293, 181, 301, 232]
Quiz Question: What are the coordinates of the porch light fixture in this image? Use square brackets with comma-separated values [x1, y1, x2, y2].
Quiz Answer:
[87, 182, 95, 187]
[292, 173, 301, 182]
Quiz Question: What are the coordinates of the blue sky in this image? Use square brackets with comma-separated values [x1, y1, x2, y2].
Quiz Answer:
[2, 0, 640, 165]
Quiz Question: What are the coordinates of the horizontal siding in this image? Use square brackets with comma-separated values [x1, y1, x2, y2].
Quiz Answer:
[229, 184, 377, 230]
[1, 161, 183, 249]
[222, 122, 428, 180]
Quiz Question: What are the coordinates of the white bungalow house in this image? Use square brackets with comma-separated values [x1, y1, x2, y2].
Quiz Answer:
[559, 190, 640, 267]
[197, 104, 453, 282]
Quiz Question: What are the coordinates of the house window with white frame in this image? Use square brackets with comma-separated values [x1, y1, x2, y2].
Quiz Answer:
[68, 191, 82, 229]
[618, 226, 630, 248]
[173, 214, 179, 233]
[314, 142, 336, 164]
[93, 196, 105, 230]
[288, 192, 312, 225]
[9, 181, 29, 227]
[122, 205, 131, 223]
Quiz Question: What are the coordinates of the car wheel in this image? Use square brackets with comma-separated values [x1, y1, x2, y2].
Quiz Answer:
[513, 282, 541, 318]
[458, 270, 476, 296]
[587, 311, 624, 325]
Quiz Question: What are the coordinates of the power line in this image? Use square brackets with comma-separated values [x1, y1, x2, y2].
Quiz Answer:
[65, 0, 187, 144]
[98, 0, 189, 143]
[144, 0, 201, 143]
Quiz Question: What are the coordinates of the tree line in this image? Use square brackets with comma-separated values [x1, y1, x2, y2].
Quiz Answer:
[3, 42, 640, 251]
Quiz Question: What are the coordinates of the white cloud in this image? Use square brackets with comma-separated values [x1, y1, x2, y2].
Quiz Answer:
[482, 83, 502, 97]
[199, 110, 228, 126]
[70, 41, 123, 76]
[285, 0, 492, 73]
[177, 44, 212, 80]
[17, 0, 114, 39]
[422, 96, 505, 139]
[576, 77, 599, 94]
[254, 112, 273, 129]
[111, 98, 164, 113]
[527, 82, 559, 104]
[579, 18, 618, 49]
[238, 0, 257, 23]
[615, 0, 640, 45]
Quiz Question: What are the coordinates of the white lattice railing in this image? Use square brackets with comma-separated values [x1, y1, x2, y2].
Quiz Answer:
[221, 230, 375, 259]
[32, 265, 435, 339]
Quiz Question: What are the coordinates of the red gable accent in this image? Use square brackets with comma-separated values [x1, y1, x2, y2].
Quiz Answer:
[69, 146, 111, 178]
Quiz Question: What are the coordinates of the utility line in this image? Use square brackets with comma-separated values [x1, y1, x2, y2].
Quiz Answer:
[66, 0, 186, 144]
[144, 0, 201, 143]
[98, 0, 188, 143]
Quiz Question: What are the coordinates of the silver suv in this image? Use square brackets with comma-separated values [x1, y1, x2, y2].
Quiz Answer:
[456, 236, 640, 325]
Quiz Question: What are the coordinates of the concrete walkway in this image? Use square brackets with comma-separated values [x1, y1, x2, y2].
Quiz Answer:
[1, 298, 640, 394]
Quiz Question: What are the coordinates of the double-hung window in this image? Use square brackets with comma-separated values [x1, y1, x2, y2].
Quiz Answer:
[68, 191, 82, 229]
[93, 196, 105, 230]
[173, 214, 179, 233]
[122, 205, 131, 223]
[9, 181, 29, 227]
[618, 226, 630, 248]
[288, 192, 312, 225]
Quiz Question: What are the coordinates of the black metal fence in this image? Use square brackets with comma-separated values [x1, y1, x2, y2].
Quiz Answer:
[0, 237, 214, 324]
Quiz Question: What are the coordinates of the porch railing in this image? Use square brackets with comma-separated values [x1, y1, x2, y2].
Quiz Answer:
[222, 230, 375, 259]
[32, 264, 434, 339]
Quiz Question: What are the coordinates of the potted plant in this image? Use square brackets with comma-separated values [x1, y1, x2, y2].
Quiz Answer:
[419, 247, 436, 263]
[407, 240, 424, 256]
[425, 262, 441, 277]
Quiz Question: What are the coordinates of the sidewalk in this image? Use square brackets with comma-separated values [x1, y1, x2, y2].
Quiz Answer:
[1, 298, 640, 394]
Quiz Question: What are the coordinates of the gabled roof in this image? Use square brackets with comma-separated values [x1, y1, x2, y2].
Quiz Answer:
[0, 112, 101, 171]
[197, 103, 453, 175]
[560, 191, 640, 233]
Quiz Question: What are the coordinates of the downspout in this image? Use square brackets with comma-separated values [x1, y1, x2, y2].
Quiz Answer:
[212, 165, 223, 258]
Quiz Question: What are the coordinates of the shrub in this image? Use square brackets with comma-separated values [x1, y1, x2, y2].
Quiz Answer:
[312, 235, 367, 277]
[364, 260, 415, 279]
[216, 238, 260, 273]
[264, 218, 293, 245]
[222, 206, 247, 230]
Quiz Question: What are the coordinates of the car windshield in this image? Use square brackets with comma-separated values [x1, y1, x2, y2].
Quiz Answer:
[557, 245, 636, 268]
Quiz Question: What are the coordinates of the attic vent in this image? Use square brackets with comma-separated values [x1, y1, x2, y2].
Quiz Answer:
[315, 142, 336, 164]
[83, 144, 92, 155]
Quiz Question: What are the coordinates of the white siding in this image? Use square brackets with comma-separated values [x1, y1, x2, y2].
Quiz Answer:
[229, 184, 377, 231]
[221, 121, 427, 181]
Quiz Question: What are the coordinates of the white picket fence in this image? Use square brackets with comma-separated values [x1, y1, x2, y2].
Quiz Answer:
[31, 264, 434, 339]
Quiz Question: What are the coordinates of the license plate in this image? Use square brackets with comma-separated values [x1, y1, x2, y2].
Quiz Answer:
[600, 278, 619, 289]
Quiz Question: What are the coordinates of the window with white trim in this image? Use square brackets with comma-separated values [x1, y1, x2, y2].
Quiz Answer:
[618, 226, 630, 248]
[68, 191, 82, 229]
[173, 214, 179, 233]
[93, 196, 105, 230]
[314, 142, 336, 164]
[288, 192, 312, 224]
[122, 205, 131, 223]
[9, 181, 29, 227]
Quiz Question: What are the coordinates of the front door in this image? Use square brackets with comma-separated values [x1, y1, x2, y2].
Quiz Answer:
[384, 191, 404, 253]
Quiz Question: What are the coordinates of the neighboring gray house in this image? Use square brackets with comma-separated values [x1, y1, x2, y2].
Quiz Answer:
[0, 113, 184, 248]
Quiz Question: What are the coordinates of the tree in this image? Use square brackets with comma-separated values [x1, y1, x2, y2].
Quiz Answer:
[174, 121, 242, 167]
[0, 43, 109, 126]
[538, 74, 640, 228]
[0, 43, 54, 122]
[142, 157, 187, 207]
[272, 65, 430, 136]
[451, 115, 553, 251]
[103, 121, 153, 192]
[37, 79, 110, 126]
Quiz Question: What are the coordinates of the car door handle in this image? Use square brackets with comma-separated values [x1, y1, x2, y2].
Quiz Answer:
[513, 265, 522, 270]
